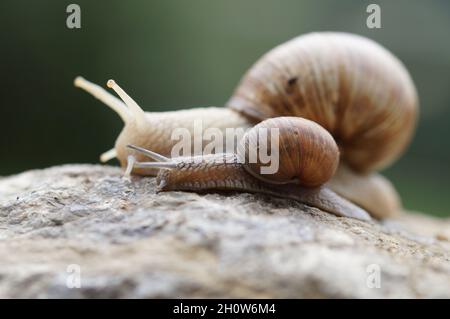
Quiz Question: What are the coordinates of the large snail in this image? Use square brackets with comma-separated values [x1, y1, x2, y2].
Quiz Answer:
[74, 32, 418, 220]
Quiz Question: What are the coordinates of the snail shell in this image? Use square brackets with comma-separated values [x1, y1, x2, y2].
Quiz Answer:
[227, 32, 418, 173]
[237, 117, 339, 187]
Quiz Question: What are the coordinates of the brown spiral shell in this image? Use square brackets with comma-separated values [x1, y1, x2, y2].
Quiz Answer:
[227, 32, 418, 173]
[237, 117, 339, 187]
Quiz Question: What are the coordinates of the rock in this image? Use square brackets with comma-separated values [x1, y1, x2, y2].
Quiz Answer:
[0, 164, 449, 298]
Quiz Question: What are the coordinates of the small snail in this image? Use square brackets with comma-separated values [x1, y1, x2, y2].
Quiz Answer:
[74, 32, 418, 220]
[124, 117, 371, 221]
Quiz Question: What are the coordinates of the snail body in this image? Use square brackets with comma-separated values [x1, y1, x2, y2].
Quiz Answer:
[155, 152, 370, 221]
[125, 118, 370, 221]
[74, 32, 418, 220]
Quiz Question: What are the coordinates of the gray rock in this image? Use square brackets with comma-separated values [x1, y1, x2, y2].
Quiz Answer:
[0, 164, 449, 298]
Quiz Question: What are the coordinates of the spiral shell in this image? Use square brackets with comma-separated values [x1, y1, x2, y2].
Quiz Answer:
[237, 117, 339, 187]
[228, 32, 418, 173]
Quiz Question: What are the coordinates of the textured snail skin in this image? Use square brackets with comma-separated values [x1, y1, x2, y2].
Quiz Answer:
[74, 32, 418, 220]
[155, 153, 371, 221]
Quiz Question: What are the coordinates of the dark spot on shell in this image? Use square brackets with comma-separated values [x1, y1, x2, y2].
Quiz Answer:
[286, 77, 298, 95]
[287, 77, 298, 86]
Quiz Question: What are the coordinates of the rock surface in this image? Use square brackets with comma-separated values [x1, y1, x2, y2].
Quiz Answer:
[0, 164, 449, 298]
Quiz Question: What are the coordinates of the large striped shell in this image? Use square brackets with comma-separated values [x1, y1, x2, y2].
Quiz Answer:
[227, 32, 418, 173]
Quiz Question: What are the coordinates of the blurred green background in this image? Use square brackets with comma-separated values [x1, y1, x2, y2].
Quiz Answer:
[0, 0, 449, 216]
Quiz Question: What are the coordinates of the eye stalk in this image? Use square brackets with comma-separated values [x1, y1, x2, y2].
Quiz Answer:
[106, 80, 146, 127]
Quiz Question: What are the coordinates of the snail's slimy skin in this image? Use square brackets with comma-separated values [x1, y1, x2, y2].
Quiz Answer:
[151, 152, 371, 221]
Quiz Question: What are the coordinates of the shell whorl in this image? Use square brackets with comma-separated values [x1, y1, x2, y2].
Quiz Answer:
[237, 117, 340, 187]
[227, 32, 418, 173]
